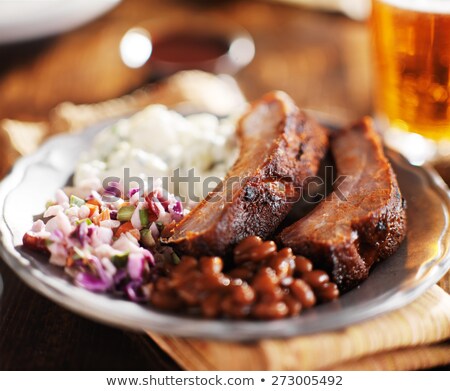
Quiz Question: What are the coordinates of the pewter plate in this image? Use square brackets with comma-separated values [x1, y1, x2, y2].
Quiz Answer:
[0, 119, 449, 341]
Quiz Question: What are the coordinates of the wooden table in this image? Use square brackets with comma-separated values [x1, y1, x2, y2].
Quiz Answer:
[0, 0, 447, 370]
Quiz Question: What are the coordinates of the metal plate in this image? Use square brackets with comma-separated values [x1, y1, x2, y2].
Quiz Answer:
[1, 119, 449, 341]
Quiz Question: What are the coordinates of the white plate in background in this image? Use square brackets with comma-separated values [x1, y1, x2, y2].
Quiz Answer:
[0, 0, 121, 44]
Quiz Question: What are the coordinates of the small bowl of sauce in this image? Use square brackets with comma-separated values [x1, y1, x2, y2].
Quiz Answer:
[120, 12, 255, 77]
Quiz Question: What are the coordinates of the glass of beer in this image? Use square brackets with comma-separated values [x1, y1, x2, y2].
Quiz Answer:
[371, 0, 450, 163]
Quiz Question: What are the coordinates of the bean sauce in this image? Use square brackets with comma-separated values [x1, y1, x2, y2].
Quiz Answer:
[151, 236, 340, 320]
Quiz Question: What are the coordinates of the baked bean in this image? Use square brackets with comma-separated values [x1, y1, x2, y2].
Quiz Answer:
[178, 285, 201, 305]
[228, 267, 254, 280]
[234, 236, 277, 263]
[201, 293, 222, 318]
[252, 301, 289, 319]
[302, 270, 330, 289]
[202, 273, 231, 290]
[277, 247, 294, 259]
[234, 236, 263, 262]
[169, 269, 202, 289]
[168, 274, 187, 289]
[175, 269, 203, 292]
[162, 261, 176, 274]
[199, 256, 223, 275]
[252, 267, 279, 293]
[151, 236, 338, 320]
[220, 295, 234, 313]
[280, 276, 294, 287]
[288, 258, 296, 274]
[231, 283, 255, 304]
[294, 255, 313, 274]
[221, 296, 248, 319]
[268, 255, 291, 279]
[245, 241, 277, 262]
[317, 282, 339, 301]
[231, 278, 243, 287]
[150, 291, 182, 311]
[284, 294, 302, 316]
[173, 256, 198, 274]
[259, 286, 284, 302]
[290, 279, 316, 308]
[154, 277, 171, 292]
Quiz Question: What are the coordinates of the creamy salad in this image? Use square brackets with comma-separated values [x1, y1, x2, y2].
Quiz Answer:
[74, 105, 239, 203]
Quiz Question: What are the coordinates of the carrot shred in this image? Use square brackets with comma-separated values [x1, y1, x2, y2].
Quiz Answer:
[92, 208, 110, 225]
[115, 221, 134, 238]
[128, 229, 141, 241]
[86, 203, 99, 217]
[66, 249, 75, 267]
[86, 199, 101, 208]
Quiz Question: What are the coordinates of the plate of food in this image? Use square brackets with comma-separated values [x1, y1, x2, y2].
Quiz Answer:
[0, 91, 449, 341]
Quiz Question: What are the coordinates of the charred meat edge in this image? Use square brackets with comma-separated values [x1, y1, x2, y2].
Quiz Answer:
[278, 117, 407, 291]
[163, 91, 329, 257]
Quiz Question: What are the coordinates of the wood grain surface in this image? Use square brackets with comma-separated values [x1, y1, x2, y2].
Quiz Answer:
[0, 0, 448, 370]
[0, 260, 179, 370]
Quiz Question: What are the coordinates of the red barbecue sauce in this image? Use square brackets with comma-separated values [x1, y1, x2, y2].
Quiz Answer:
[151, 33, 229, 64]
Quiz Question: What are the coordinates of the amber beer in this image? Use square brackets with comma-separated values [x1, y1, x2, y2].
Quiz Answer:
[372, 0, 450, 141]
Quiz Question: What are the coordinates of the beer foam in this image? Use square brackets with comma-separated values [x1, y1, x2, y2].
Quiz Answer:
[380, 0, 450, 14]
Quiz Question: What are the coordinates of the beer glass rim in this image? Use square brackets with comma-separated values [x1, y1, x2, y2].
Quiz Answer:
[376, 0, 450, 14]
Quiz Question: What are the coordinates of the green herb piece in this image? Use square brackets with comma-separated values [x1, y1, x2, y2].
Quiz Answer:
[76, 218, 93, 225]
[117, 205, 136, 222]
[111, 252, 129, 268]
[140, 229, 155, 248]
[45, 200, 55, 209]
[172, 252, 181, 265]
[70, 195, 85, 207]
[139, 209, 149, 227]
[73, 247, 85, 260]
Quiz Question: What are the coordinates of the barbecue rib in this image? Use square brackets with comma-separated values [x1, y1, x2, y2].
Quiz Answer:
[278, 118, 407, 291]
[164, 91, 329, 256]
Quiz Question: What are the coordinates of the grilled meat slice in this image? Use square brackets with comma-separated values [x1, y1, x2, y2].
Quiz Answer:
[278, 118, 407, 291]
[164, 91, 329, 257]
